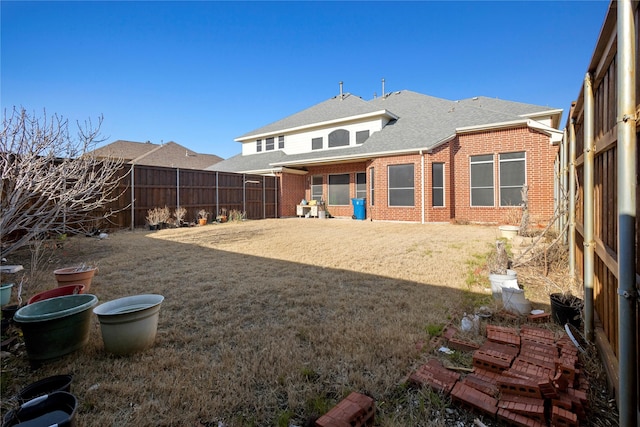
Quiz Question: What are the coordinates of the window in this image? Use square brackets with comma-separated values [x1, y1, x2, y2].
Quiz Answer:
[278, 135, 285, 149]
[432, 162, 444, 207]
[470, 154, 494, 206]
[328, 129, 349, 147]
[311, 175, 323, 202]
[312, 137, 323, 150]
[356, 172, 366, 199]
[356, 130, 370, 144]
[328, 174, 350, 205]
[265, 137, 274, 151]
[499, 152, 526, 206]
[256, 139, 262, 152]
[370, 168, 375, 206]
[388, 164, 414, 206]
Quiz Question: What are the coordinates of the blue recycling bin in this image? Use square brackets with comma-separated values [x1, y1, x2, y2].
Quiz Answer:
[351, 198, 366, 220]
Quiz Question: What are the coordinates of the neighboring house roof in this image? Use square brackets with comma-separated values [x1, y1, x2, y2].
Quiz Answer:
[211, 90, 562, 173]
[92, 140, 223, 170]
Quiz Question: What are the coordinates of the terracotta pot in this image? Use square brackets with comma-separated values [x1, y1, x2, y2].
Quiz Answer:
[198, 218, 207, 226]
[54, 267, 97, 291]
[28, 284, 85, 305]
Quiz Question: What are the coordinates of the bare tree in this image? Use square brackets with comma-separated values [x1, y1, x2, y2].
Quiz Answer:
[1, 107, 126, 258]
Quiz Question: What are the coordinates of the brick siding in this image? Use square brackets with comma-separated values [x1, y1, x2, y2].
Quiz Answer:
[276, 125, 558, 224]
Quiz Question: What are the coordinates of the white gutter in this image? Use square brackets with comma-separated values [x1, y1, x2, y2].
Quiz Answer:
[456, 119, 563, 144]
[235, 110, 399, 142]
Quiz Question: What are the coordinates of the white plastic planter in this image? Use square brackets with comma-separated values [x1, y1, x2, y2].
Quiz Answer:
[498, 225, 519, 239]
[93, 294, 164, 355]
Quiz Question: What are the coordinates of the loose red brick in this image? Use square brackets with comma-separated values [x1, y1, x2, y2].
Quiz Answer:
[497, 408, 546, 427]
[451, 382, 498, 418]
[473, 349, 514, 374]
[497, 398, 546, 424]
[481, 340, 521, 358]
[409, 360, 460, 394]
[487, 329, 521, 347]
[527, 312, 551, 323]
[497, 375, 542, 399]
[551, 405, 578, 427]
[520, 341, 558, 357]
[473, 368, 502, 384]
[507, 359, 554, 382]
[316, 392, 374, 427]
[537, 377, 559, 399]
[520, 325, 555, 340]
[442, 324, 458, 340]
[463, 374, 500, 397]
[447, 337, 481, 352]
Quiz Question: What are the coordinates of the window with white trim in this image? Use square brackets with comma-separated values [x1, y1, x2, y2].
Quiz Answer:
[328, 129, 349, 147]
[311, 175, 323, 202]
[356, 172, 366, 199]
[356, 130, 370, 144]
[278, 135, 284, 149]
[256, 139, 262, 152]
[265, 137, 274, 151]
[312, 137, 323, 150]
[499, 152, 526, 206]
[432, 162, 444, 207]
[470, 154, 494, 206]
[369, 168, 375, 206]
[388, 164, 414, 207]
[328, 174, 350, 205]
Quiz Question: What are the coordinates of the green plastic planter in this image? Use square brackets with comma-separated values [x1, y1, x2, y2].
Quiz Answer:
[14, 294, 98, 363]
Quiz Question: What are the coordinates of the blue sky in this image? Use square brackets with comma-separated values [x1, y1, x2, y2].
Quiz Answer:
[2, 1, 609, 159]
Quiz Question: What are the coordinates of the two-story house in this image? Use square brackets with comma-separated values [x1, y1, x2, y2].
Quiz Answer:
[210, 89, 562, 224]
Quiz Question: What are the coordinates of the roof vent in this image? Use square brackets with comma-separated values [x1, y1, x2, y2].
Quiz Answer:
[339, 81, 344, 99]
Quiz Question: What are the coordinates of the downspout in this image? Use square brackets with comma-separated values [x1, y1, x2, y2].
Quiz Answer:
[243, 173, 246, 213]
[130, 164, 135, 230]
[263, 178, 266, 219]
[420, 150, 425, 224]
[561, 130, 568, 244]
[583, 72, 595, 343]
[616, 1, 638, 425]
[568, 118, 577, 283]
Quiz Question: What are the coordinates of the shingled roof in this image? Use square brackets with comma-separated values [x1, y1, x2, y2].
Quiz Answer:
[92, 140, 222, 170]
[211, 90, 562, 173]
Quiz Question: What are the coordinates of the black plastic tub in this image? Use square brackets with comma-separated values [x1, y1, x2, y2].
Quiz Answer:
[15, 374, 73, 403]
[2, 391, 77, 427]
[550, 293, 583, 328]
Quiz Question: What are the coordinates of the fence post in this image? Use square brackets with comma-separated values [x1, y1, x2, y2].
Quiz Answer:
[130, 164, 135, 230]
[176, 168, 180, 210]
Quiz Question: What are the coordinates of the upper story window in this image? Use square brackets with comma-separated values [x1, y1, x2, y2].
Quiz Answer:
[278, 135, 285, 149]
[312, 137, 323, 150]
[328, 129, 349, 148]
[256, 139, 262, 152]
[356, 130, 370, 144]
[265, 137, 274, 151]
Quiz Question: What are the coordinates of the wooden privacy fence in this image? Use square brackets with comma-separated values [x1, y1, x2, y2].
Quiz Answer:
[101, 165, 278, 229]
[555, 2, 638, 424]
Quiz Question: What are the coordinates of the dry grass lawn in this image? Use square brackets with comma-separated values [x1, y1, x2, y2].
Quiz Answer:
[0, 219, 594, 426]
